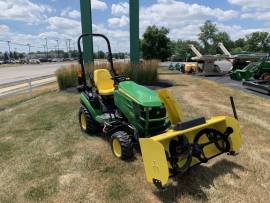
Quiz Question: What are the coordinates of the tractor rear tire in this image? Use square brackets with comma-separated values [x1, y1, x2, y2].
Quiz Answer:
[79, 105, 98, 135]
[110, 131, 134, 160]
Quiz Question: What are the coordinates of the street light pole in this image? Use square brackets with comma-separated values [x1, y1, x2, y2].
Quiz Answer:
[56, 39, 59, 58]
[7, 40, 11, 60]
[43, 45, 46, 58]
[44, 38, 48, 59]
[27, 43, 31, 59]
[67, 39, 72, 58]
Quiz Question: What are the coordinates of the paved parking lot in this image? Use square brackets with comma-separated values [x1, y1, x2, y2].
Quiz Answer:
[202, 75, 270, 99]
[0, 62, 71, 85]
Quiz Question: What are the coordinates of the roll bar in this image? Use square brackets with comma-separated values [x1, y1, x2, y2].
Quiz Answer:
[77, 33, 116, 87]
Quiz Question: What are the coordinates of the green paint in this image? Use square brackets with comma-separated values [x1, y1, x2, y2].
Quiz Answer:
[231, 60, 270, 81]
[118, 81, 162, 107]
[129, 0, 140, 64]
[80, 93, 97, 118]
[80, 0, 94, 64]
[114, 81, 169, 136]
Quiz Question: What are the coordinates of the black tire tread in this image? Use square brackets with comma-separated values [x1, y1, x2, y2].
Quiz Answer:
[111, 131, 134, 160]
[79, 105, 98, 134]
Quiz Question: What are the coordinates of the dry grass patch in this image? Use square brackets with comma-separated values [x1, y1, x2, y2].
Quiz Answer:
[0, 73, 270, 202]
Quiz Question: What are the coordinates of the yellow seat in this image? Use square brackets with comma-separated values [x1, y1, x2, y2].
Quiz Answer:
[94, 69, 115, 95]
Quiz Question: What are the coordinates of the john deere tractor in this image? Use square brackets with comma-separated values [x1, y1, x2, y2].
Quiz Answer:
[230, 54, 270, 81]
[77, 33, 242, 188]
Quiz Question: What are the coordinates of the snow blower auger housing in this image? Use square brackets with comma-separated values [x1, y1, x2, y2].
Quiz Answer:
[77, 33, 242, 189]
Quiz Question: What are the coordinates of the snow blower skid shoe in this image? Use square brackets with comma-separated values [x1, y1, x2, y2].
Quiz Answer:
[139, 90, 242, 189]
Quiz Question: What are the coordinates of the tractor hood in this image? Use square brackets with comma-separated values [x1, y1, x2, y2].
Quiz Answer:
[118, 81, 162, 107]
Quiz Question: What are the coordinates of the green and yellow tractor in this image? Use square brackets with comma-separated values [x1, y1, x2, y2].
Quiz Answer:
[77, 33, 243, 188]
[230, 54, 270, 81]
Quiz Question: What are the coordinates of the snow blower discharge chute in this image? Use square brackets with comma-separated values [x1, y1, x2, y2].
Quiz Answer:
[76, 33, 243, 189]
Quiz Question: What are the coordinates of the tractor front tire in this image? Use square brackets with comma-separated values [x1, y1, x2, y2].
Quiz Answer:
[110, 131, 134, 160]
[79, 105, 98, 135]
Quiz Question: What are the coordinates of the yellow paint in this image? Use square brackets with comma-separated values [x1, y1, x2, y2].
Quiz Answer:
[157, 89, 183, 124]
[94, 69, 115, 95]
[139, 116, 242, 186]
[112, 138, 122, 158]
[80, 112, 87, 130]
[139, 138, 169, 186]
[184, 63, 197, 73]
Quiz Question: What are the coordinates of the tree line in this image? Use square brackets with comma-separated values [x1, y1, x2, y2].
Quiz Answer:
[141, 20, 270, 61]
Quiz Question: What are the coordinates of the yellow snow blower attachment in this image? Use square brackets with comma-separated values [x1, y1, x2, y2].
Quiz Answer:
[139, 90, 242, 189]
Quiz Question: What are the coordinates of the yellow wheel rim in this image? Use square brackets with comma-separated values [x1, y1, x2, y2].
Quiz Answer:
[80, 112, 87, 130]
[112, 138, 122, 158]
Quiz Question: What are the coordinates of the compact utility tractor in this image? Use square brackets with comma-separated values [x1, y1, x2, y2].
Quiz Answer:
[77, 33, 242, 189]
[230, 54, 270, 81]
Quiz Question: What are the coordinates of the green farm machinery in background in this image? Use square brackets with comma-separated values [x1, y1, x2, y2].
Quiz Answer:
[230, 54, 270, 81]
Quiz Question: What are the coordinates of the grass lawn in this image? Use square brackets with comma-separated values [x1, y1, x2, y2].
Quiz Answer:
[0, 72, 270, 202]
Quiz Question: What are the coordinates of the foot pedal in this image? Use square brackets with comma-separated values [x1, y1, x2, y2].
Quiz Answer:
[173, 117, 206, 131]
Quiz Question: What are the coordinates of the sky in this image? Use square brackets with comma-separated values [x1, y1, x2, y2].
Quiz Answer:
[0, 0, 270, 53]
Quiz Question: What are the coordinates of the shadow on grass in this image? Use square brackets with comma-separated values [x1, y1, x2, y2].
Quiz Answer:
[84, 132, 138, 162]
[154, 159, 245, 202]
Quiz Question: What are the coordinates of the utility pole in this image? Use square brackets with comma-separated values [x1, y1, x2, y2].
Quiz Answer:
[27, 43, 31, 59]
[73, 42, 76, 51]
[56, 39, 59, 58]
[67, 39, 72, 58]
[97, 45, 100, 59]
[43, 45, 46, 58]
[44, 38, 48, 59]
[7, 40, 11, 60]
[65, 40, 69, 53]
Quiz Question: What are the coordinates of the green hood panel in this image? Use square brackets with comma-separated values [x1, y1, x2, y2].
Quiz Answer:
[118, 81, 162, 107]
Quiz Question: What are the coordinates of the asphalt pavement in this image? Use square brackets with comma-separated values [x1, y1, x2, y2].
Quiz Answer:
[0, 62, 75, 85]
[197, 75, 270, 99]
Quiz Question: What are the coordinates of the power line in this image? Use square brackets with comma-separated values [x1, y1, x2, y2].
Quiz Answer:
[0, 39, 76, 53]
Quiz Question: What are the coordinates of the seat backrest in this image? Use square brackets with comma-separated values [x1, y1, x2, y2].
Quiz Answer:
[94, 69, 114, 92]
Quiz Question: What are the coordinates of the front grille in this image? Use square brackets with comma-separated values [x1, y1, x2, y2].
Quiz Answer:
[140, 106, 166, 119]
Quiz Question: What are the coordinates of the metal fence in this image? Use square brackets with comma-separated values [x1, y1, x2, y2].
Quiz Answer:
[0, 74, 56, 98]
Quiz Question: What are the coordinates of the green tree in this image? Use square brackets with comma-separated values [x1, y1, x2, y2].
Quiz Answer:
[4, 52, 9, 61]
[13, 51, 18, 59]
[245, 32, 270, 52]
[18, 53, 24, 59]
[96, 50, 105, 59]
[234, 38, 246, 48]
[198, 20, 218, 54]
[213, 31, 234, 54]
[172, 40, 202, 61]
[141, 25, 172, 61]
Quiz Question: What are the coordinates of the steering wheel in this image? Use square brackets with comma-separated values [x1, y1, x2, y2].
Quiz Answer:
[112, 75, 128, 82]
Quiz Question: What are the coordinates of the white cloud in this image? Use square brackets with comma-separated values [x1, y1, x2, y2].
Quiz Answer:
[91, 0, 107, 10]
[241, 11, 270, 21]
[216, 23, 270, 39]
[108, 15, 129, 27]
[61, 7, 80, 19]
[0, 24, 9, 34]
[69, 10, 81, 18]
[228, 0, 270, 8]
[47, 17, 81, 36]
[139, 0, 238, 40]
[111, 2, 129, 15]
[140, 0, 238, 29]
[0, 0, 51, 24]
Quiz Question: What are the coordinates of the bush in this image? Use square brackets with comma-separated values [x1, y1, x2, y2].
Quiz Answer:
[55, 60, 159, 90]
[121, 60, 159, 84]
[55, 64, 78, 90]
